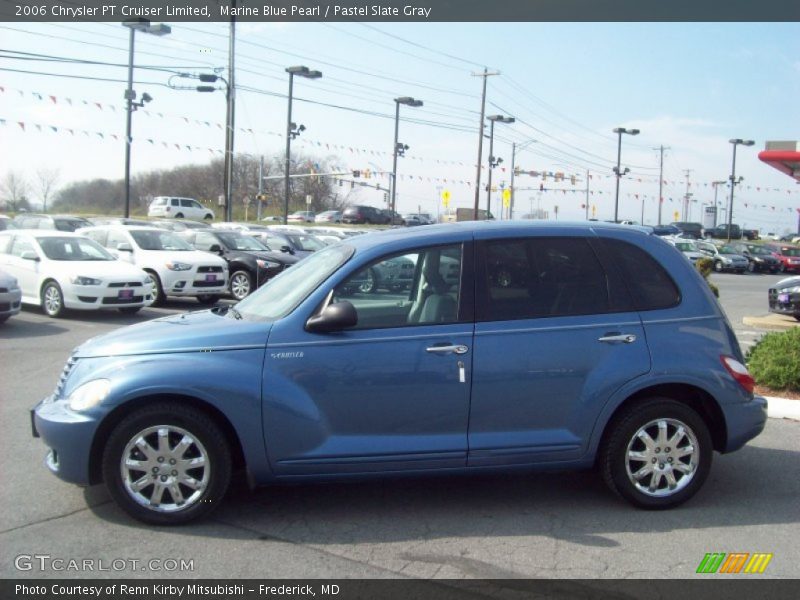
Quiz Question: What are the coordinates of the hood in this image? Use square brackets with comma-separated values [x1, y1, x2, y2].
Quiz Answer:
[774, 276, 800, 291]
[74, 309, 271, 358]
[244, 250, 299, 265]
[51, 259, 148, 280]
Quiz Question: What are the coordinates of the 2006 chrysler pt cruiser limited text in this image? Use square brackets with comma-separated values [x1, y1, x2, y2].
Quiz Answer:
[32, 222, 767, 524]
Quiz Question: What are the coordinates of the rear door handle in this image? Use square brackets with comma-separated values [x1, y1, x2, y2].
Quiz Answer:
[426, 344, 469, 355]
[598, 333, 637, 344]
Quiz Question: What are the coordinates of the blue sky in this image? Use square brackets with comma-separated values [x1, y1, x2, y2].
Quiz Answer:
[1, 21, 799, 231]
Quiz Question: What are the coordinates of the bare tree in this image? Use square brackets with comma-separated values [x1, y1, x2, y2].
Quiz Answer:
[1, 170, 30, 212]
[35, 167, 60, 213]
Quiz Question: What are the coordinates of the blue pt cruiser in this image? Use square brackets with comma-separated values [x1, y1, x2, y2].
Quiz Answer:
[32, 222, 767, 524]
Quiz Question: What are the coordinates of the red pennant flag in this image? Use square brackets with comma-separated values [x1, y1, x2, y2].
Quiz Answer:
[18, 122, 25, 131]
[95, 103, 102, 110]
[49, 95, 57, 104]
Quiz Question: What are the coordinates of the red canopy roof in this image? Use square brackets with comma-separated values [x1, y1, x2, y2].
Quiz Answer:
[758, 142, 800, 182]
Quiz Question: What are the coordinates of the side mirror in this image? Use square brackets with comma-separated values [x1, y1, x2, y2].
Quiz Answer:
[280, 245, 294, 254]
[21, 251, 40, 261]
[305, 300, 358, 333]
[117, 242, 133, 252]
[209, 244, 223, 254]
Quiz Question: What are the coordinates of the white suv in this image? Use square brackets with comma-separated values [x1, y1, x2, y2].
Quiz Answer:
[148, 197, 214, 221]
[79, 226, 228, 305]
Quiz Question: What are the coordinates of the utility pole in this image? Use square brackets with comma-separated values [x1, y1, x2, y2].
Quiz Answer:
[223, 7, 236, 222]
[682, 169, 693, 221]
[654, 145, 669, 225]
[471, 68, 499, 220]
[509, 142, 516, 221]
[256, 155, 264, 222]
[585, 169, 590, 220]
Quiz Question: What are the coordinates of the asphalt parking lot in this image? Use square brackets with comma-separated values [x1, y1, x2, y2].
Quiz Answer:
[0, 272, 797, 579]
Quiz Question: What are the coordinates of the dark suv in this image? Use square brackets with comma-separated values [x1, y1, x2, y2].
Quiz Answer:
[670, 222, 704, 239]
[342, 205, 388, 225]
[180, 229, 298, 300]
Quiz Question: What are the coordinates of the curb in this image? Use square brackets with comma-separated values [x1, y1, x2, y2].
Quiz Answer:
[742, 315, 798, 331]
[765, 396, 800, 421]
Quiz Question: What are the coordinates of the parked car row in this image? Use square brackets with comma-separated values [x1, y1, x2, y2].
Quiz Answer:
[665, 236, 795, 275]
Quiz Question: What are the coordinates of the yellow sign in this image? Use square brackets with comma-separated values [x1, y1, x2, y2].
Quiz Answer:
[674, 211, 680, 221]
[441, 190, 451, 207]
[502, 188, 511, 207]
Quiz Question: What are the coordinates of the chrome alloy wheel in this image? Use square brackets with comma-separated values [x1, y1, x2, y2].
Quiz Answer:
[230, 272, 252, 300]
[120, 425, 210, 513]
[44, 285, 62, 316]
[625, 418, 699, 497]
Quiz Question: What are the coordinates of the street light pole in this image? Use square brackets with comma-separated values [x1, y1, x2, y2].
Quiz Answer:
[121, 19, 170, 218]
[224, 14, 236, 221]
[612, 127, 640, 223]
[283, 66, 321, 225]
[486, 115, 514, 218]
[727, 138, 755, 241]
[390, 96, 422, 216]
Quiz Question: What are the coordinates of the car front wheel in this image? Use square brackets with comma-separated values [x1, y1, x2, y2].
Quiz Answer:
[713, 261, 723, 273]
[102, 403, 232, 525]
[600, 398, 712, 509]
[41, 281, 65, 318]
[229, 270, 253, 300]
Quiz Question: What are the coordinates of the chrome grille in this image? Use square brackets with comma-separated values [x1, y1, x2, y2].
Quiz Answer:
[54, 356, 77, 398]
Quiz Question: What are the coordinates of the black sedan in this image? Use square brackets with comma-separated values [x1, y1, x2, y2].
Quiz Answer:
[768, 276, 800, 321]
[729, 242, 781, 273]
[179, 229, 298, 300]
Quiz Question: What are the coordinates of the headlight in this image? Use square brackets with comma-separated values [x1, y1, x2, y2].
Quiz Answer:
[753, 257, 763, 263]
[166, 261, 193, 271]
[256, 259, 280, 269]
[70, 276, 102, 286]
[67, 379, 111, 412]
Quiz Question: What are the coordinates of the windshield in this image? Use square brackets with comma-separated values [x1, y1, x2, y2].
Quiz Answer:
[235, 244, 353, 321]
[287, 234, 325, 252]
[719, 245, 738, 254]
[130, 230, 193, 251]
[779, 247, 800, 257]
[747, 246, 770, 255]
[217, 232, 268, 251]
[38, 236, 115, 261]
[675, 242, 696, 251]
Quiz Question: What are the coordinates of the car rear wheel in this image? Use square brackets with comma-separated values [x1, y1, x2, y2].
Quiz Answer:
[204, 214, 213, 221]
[41, 281, 65, 318]
[600, 398, 712, 509]
[102, 403, 231, 525]
[229, 270, 253, 301]
[174, 213, 184, 219]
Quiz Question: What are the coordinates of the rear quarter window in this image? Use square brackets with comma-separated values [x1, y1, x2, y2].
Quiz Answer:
[601, 239, 681, 311]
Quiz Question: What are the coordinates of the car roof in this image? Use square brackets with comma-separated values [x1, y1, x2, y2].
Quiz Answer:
[1, 229, 85, 238]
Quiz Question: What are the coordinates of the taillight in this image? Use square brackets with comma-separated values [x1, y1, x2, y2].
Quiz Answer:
[721, 356, 755, 394]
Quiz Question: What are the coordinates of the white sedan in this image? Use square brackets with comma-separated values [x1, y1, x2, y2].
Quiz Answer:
[0, 231, 154, 318]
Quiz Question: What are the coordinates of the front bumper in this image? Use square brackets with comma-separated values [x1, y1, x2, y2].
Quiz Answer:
[768, 288, 800, 316]
[62, 282, 154, 310]
[722, 395, 768, 453]
[32, 398, 101, 486]
[161, 268, 228, 297]
[0, 287, 22, 317]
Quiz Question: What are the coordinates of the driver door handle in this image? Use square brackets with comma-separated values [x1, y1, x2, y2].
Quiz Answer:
[426, 344, 469, 355]
[598, 333, 637, 344]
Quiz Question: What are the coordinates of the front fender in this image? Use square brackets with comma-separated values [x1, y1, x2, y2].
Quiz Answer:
[84, 349, 271, 481]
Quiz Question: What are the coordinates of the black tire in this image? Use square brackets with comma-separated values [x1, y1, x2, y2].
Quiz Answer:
[747, 261, 755, 273]
[41, 281, 66, 318]
[196, 294, 221, 305]
[600, 398, 712, 510]
[713, 261, 723, 273]
[204, 214, 213, 221]
[145, 271, 165, 306]
[357, 268, 377, 294]
[228, 270, 253, 301]
[102, 402, 232, 525]
[119, 307, 142, 315]
[174, 213, 184, 219]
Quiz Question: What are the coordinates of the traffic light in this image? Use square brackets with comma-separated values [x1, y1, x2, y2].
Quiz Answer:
[256, 193, 268, 202]
[539, 183, 544, 191]
[364, 169, 371, 179]
[352, 170, 361, 178]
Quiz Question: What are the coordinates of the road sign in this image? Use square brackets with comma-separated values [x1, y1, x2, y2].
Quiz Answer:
[306, 194, 312, 205]
[502, 188, 511, 207]
[243, 196, 251, 205]
[441, 189, 451, 208]
[674, 210, 680, 221]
